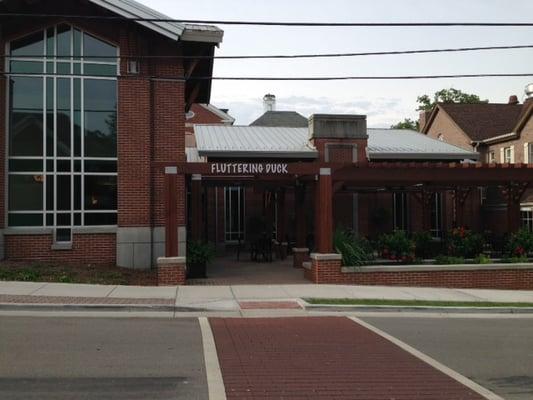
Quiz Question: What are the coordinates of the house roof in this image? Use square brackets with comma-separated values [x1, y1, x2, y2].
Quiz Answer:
[423, 103, 524, 142]
[193, 125, 479, 160]
[250, 111, 309, 128]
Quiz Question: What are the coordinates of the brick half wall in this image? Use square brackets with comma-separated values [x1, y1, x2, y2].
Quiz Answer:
[306, 258, 533, 290]
[5, 234, 116, 265]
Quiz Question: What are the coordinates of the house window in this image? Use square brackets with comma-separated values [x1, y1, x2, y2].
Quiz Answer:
[522, 208, 533, 233]
[528, 144, 533, 164]
[224, 187, 245, 242]
[488, 151, 496, 163]
[430, 193, 443, 238]
[503, 147, 512, 163]
[6, 24, 118, 238]
[393, 192, 409, 231]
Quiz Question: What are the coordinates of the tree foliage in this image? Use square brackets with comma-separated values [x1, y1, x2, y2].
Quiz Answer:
[416, 88, 488, 111]
[390, 118, 419, 130]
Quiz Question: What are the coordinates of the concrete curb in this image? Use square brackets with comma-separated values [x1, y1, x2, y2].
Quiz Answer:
[304, 303, 533, 314]
[0, 303, 209, 313]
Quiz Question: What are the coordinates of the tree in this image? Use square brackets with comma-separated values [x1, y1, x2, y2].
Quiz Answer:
[391, 118, 419, 130]
[416, 88, 488, 112]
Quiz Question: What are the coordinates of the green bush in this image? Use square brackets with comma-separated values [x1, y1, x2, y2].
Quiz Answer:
[446, 227, 484, 258]
[378, 230, 415, 263]
[505, 229, 533, 257]
[435, 255, 466, 265]
[501, 256, 529, 264]
[333, 229, 372, 266]
[187, 241, 216, 265]
[412, 231, 434, 259]
[473, 254, 492, 264]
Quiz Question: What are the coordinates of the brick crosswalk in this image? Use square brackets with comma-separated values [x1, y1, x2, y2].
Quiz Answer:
[210, 317, 487, 400]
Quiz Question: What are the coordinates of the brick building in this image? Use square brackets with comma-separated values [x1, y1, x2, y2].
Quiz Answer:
[421, 85, 533, 233]
[0, 0, 223, 267]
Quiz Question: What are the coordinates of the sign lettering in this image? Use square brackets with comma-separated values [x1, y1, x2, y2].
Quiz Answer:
[210, 163, 289, 175]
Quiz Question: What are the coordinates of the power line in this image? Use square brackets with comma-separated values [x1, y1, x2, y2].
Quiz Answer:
[3, 72, 532, 81]
[4, 44, 533, 60]
[1, 13, 533, 27]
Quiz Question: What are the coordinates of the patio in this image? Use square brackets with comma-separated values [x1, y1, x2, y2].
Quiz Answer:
[187, 254, 309, 285]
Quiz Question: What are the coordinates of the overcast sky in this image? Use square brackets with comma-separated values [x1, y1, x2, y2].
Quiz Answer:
[140, 0, 533, 127]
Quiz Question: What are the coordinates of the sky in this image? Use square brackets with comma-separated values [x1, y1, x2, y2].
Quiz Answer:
[139, 0, 533, 127]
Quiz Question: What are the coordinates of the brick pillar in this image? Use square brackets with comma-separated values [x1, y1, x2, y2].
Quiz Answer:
[293, 184, 308, 268]
[305, 253, 342, 283]
[316, 168, 333, 253]
[157, 256, 186, 286]
[190, 174, 203, 241]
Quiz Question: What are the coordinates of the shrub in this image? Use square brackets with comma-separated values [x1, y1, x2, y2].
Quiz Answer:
[412, 231, 434, 259]
[435, 255, 466, 265]
[378, 230, 415, 263]
[473, 254, 492, 264]
[446, 227, 484, 258]
[505, 229, 533, 257]
[187, 241, 216, 265]
[501, 255, 529, 264]
[333, 229, 372, 266]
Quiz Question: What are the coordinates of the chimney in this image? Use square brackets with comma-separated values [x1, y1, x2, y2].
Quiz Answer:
[263, 94, 276, 112]
[419, 110, 432, 132]
[525, 83, 533, 100]
[508, 95, 519, 105]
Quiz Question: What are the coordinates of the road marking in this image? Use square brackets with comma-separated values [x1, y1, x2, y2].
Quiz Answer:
[348, 316, 504, 400]
[198, 317, 227, 400]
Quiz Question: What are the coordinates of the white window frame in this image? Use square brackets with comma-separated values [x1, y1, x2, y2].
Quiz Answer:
[522, 206, 533, 233]
[5, 24, 119, 235]
[488, 151, 496, 164]
[503, 146, 513, 163]
[224, 186, 245, 243]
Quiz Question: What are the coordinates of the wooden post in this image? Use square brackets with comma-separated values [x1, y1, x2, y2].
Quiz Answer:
[191, 174, 203, 241]
[276, 188, 287, 259]
[500, 183, 528, 233]
[316, 168, 333, 253]
[453, 187, 471, 228]
[164, 167, 178, 257]
[295, 184, 307, 248]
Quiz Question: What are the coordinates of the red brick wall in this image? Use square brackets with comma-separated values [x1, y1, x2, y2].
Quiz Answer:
[306, 260, 533, 290]
[5, 234, 116, 265]
[157, 262, 186, 285]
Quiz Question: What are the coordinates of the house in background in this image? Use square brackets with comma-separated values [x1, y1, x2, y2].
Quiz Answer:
[185, 104, 234, 147]
[421, 84, 533, 233]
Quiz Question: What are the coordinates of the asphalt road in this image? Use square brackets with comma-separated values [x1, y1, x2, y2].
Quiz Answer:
[0, 317, 208, 400]
[361, 316, 533, 400]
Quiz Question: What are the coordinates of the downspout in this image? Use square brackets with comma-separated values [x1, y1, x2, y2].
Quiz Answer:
[149, 74, 155, 268]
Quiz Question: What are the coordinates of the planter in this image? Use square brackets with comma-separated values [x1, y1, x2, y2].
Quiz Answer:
[187, 262, 207, 279]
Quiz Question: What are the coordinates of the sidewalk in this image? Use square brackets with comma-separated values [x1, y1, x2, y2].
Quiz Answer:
[2, 280, 533, 312]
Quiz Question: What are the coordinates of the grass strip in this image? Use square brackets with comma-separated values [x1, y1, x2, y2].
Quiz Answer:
[304, 298, 533, 308]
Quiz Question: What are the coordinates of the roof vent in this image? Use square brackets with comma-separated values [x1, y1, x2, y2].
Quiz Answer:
[508, 95, 519, 105]
[526, 83, 533, 99]
[263, 94, 276, 112]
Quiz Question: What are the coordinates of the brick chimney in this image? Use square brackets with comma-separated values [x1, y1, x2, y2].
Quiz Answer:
[508, 95, 519, 105]
[263, 94, 276, 112]
[419, 110, 431, 132]
[309, 114, 368, 164]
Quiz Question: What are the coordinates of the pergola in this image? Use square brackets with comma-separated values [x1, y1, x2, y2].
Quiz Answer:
[161, 161, 533, 257]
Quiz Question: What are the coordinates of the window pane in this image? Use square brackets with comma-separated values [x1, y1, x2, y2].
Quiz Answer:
[46, 175, 54, 211]
[57, 62, 71, 74]
[8, 159, 43, 172]
[9, 175, 43, 211]
[46, 28, 54, 57]
[46, 213, 54, 226]
[57, 213, 71, 226]
[84, 175, 117, 210]
[84, 80, 116, 111]
[10, 61, 43, 73]
[85, 160, 117, 172]
[57, 25, 71, 58]
[57, 175, 71, 210]
[10, 76, 42, 110]
[10, 111, 43, 157]
[84, 111, 117, 157]
[10, 31, 44, 57]
[8, 213, 43, 227]
[74, 176, 81, 210]
[56, 228, 72, 242]
[83, 33, 116, 62]
[84, 64, 117, 77]
[85, 212, 117, 226]
[57, 79, 71, 156]
[73, 30, 82, 59]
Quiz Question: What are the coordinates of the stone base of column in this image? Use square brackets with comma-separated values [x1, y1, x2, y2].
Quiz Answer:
[304, 253, 342, 283]
[157, 257, 187, 286]
[292, 247, 309, 268]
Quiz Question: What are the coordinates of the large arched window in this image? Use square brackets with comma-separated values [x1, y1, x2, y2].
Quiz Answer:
[7, 24, 118, 241]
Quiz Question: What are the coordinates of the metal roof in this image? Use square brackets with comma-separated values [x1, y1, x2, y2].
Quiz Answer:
[195, 125, 318, 159]
[250, 111, 309, 127]
[88, 0, 223, 43]
[194, 125, 479, 161]
[367, 129, 479, 160]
